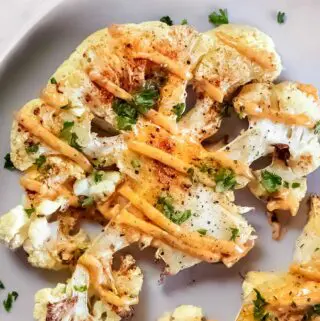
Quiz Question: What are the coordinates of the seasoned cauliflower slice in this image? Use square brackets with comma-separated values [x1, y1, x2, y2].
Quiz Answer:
[115, 127, 255, 275]
[158, 305, 206, 321]
[34, 223, 143, 320]
[195, 24, 282, 102]
[237, 195, 320, 321]
[221, 81, 320, 215]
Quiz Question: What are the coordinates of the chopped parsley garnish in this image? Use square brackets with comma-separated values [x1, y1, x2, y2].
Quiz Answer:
[112, 99, 138, 131]
[209, 8, 229, 26]
[277, 11, 286, 24]
[73, 285, 88, 292]
[230, 227, 240, 241]
[292, 182, 300, 189]
[253, 289, 269, 321]
[315, 121, 320, 135]
[80, 196, 94, 208]
[0, 281, 4, 289]
[113, 82, 159, 131]
[3, 291, 18, 312]
[197, 228, 207, 236]
[283, 181, 289, 188]
[60, 121, 82, 151]
[261, 170, 282, 193]
[50, 77, 57, 85]
[181, 19, 188, 25]
[172, 103, 186, 121]
[156, 195, 192, 225]
[160, 16, 173, 26]
[93, 171, 103, 184]
[303, 304, 320, 320]
[4, 153, 15, 170]
[24, 207, 35, 218]
[215, 168, 236, 192]
[131, 159, 141, 169]
[133, 81, 160, 114]
[34, 155, 46, 169]
[25, 143, 39, 154]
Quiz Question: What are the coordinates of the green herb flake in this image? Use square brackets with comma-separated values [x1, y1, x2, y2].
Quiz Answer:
[4, 153, 15, 170]
[131, 159, 141, 169]
[93, 171, 103, 184]
[25, 143, 39, 154]
[283, 181, 289, 188]
[156, 195, 192, 225]
[133, 81, 160, 114]
[112, 99, 138, 131]
[315, 248, 320, 252]
[230, 227, 240, 241]
[292, 182, 300, 189]
[34, 155, 46, 169]
[80, 196, 94, 208]
[253, 289, 269, 321]
[160, 16, 173, 26]
[303, 304, 320, 320]
[73, 285, 88, 292]
[50, 77, 57, 85]
[24, 207, 35, 218]
[215, 168, 236, 192]
[3, 291, 18, 312]
[60, 121, 82, 151]
[197, 228, 207, 236]
[181, 19, 188, 25]
[0, 281, 4, 290]
[209, 8, 229, 26]
[261, 170, 282, 193]
[277, 11, 286, 24]
[314, 121, 320, 135]
[172, 103, 186, 121]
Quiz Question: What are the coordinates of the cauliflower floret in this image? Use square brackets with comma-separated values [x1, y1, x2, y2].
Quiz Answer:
[237, 195, 320, 321]
[195, 24, 282, 102]
[0, 205, 30, 249]
[34, 223, 143, 321]
[74, 171, 122, 202]
[221, 81, 320, 216]
[158, 305, 205, 321]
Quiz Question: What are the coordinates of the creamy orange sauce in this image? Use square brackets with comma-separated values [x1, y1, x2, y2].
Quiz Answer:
[242, 101, 315, 128]
[17, 107, 92, 172]
[198, 79, 224, 103]
[133, 51, 192, 80]
[297, 83, 319, 100]
[88, 70, 133, 101]
[216, 31, 276, 71]
[116, 208, 221, 263]
[145, 109, 178, 134]
[118, 183, 238, 256]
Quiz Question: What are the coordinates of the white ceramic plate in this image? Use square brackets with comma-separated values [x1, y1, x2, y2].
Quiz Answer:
[1, 0, 320, 320]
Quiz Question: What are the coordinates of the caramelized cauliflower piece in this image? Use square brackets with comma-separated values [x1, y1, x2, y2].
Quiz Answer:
[195, 24, 282, 102]
[237, 196, 320, 321]
[34, 223, 143, 320]
[221, 81, 320, 215]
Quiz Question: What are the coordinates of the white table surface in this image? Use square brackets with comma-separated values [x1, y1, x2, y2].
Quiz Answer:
[0, 0, 63, 62]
